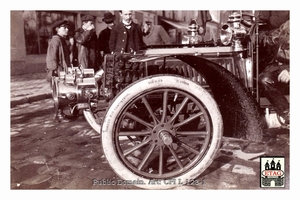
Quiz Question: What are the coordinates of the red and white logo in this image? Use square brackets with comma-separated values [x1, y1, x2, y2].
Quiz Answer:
[260, 157, 285, 187]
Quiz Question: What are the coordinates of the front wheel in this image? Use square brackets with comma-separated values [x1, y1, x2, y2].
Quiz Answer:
[101, 75, 223, 189]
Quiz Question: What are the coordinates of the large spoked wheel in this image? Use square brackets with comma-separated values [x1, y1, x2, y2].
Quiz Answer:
[101, 75, 223, 189]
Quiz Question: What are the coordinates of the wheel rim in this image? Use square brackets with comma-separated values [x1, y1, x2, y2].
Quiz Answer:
[112, 88, 213, 179]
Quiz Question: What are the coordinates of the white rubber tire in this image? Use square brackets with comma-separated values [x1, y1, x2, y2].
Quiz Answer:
[101, 75, 223, 189]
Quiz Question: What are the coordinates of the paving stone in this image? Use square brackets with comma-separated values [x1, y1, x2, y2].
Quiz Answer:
[37, 165, 58, 175]
[21, 174, 52, 185]
[219, 171, 239, 183]
[220, 163, 232, 170]
[26, 155, 47, 164]
[218, 182, 238, 189]
[232, 164, 256, 175]
[87, 169, 116, 180]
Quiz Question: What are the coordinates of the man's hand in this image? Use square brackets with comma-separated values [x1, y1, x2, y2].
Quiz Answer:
[278, 69, 290, 83]
[86, 24, 94, 31]
[83, 22, 95, 31]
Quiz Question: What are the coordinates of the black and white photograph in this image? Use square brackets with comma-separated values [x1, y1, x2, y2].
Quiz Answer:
[5, 0, 298, 199]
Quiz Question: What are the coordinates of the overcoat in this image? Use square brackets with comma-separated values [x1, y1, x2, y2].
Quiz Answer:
[97, 27, 112, 54]
[46, 35, 70, 81]
[109, 22, 142, 53]
[74, 28, 97, 69]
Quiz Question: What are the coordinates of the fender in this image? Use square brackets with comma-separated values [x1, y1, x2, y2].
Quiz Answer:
[174, 55, 264, 142]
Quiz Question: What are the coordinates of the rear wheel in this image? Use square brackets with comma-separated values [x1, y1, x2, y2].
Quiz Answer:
[101, 75, 223, 189]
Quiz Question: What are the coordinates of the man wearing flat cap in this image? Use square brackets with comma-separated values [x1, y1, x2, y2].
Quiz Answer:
[74, 14, 98, 71]
[96, 11, 116, 65]
[46, 19, 72, 122]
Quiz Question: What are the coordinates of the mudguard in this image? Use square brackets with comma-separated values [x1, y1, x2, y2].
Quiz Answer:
[175, 55, 264, 142]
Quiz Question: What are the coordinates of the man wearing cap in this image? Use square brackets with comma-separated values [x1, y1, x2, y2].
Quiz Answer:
[46, 19, 72, 122]
[74, 14, 98, 71]
[97, 11, 116, 65]
[142, 21, 171, 46]
[109, 10, 142, 53]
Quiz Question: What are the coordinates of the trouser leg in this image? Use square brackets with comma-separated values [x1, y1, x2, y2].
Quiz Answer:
[258, 70, 289, 117]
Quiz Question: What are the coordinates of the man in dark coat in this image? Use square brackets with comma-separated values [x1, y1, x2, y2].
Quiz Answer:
[109, 10, 142, 53]
[97, 11, 116, 65]
[74, 14, 98, 71]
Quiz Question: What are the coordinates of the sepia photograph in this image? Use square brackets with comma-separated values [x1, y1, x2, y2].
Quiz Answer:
[6, 0, 298, 198]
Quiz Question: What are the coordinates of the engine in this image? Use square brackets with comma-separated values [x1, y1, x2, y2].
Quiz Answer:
[101, 53, 146, 101]
[52, 66, 99, 114]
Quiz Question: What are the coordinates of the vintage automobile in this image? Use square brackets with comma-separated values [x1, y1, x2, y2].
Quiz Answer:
[51, 12, 289, 189]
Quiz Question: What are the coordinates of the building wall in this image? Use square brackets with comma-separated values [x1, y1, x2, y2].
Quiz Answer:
[11, 11, 27, 75]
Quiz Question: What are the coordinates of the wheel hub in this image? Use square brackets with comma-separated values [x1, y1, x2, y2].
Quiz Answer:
[152, 123, 175, 146]
[159, 131, 173, 145]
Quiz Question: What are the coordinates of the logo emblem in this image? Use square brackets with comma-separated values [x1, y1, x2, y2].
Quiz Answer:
[260, 156, 285, 187]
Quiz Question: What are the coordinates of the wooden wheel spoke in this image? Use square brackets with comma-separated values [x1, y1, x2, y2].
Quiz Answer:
[123, 137, 151, 156]
[118, 130, 152, 136]
[161, 91, 168, 123]
[138, 143, 156, 171]
[167, 145, 183, 169]
[177, 141, 200, 155]
[173, 111, 203, 128]
[158, 146, 164, 175]
[142, 97, 159, 125]
[125, 112, 154, 129]
[176, 131, 208, 136]
[169, 97, 189, 124]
